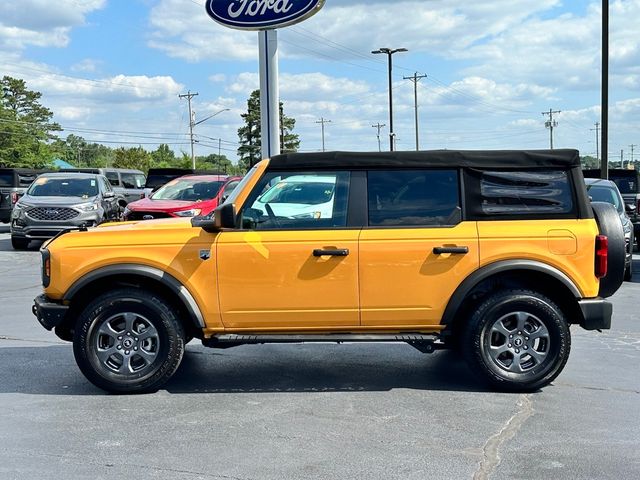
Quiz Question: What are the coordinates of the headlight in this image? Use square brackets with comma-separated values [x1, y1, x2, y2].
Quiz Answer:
[77, 202, 99, 212]
[174, 209, 201, 217]
[12, 203, 24, 218]
[292, 211, 322, 219]
[123, 206, 131, 217]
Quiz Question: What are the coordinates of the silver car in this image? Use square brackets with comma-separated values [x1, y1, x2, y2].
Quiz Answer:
[10, 173, 120, 250]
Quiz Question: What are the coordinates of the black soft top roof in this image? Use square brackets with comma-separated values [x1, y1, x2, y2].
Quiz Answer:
[268, 149, 580, 170]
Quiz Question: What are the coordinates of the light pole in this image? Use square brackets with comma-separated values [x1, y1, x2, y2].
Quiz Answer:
[372, 47, 408, 151]
[190, 108, 230, 169]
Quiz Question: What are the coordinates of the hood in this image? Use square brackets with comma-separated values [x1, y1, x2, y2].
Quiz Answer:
[126, 197, 200, 212]
[20, 195, 97, 207]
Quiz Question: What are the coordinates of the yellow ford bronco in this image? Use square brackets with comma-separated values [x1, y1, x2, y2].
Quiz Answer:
[33, 150, 624, 393]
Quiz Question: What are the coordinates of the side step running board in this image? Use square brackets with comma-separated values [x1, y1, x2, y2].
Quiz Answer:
[203, 333, 445, 353]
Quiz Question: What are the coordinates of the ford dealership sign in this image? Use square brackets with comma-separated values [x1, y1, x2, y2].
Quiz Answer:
[205, 0, 325, 30]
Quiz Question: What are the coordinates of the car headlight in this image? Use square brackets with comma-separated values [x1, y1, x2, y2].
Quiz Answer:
[292, 211, 322, 219]
[77, 202, 99, 212]
[174, 209, 201, 217]
[12, 203, 24, 218]
[123, 206, 131, 217]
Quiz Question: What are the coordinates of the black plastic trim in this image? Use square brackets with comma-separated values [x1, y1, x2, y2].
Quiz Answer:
[578, 298, 612, 330]
[441, 260, 582, 327]
[40, 248, 50, 288]
[63, 264, 205, 329]
[32, 294, 69, 330]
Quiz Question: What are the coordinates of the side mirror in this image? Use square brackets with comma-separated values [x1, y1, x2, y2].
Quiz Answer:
[103, 191, 115, 198]
[191, 203, 236, 233]
[625, 203, 637, 214]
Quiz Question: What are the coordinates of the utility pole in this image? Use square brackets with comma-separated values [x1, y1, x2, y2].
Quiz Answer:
[179, 91, 199, 168]
[591, 122, 600, 163]
[403, 72, 427, 151]
[542, 109, 561, 149]
[629, 144, 636, 167]
[620, 149, 624, 169]
[316, 117, 332, 152]
[372, 123, 386, 152]
[601, 0, 609, 178]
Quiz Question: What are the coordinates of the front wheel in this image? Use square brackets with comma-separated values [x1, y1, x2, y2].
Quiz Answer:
[73, 288, 185, 393]
[462, 289, 570, 392]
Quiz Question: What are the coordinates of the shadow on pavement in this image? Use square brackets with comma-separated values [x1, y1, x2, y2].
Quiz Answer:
[0, 343, 492, 395]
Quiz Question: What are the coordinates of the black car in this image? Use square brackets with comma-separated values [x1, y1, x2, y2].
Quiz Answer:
[0, 168, 50, 223]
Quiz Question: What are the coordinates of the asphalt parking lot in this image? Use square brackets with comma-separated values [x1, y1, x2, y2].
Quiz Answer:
[0, 224, 638, 480]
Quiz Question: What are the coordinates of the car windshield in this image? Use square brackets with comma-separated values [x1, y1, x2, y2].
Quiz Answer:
[587, 184, 623, 213]
[27, 177, 98, 197]
[152, 179, 225, 201]
[259, 179, 335, 205]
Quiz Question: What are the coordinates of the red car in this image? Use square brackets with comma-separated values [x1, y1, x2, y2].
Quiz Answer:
[123, 175, 242, 221]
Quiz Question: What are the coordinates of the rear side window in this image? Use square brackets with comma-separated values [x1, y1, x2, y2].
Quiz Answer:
[105, 172, 119, 186]
[121, 173, 145, 188]
[610, 175, 637, 194]
[469, 170, 574, 217]
[367, 170, 461, 227]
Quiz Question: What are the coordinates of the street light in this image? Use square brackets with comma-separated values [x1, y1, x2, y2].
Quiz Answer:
[372, 47, 408, 152]
[190, 108, 230, 168]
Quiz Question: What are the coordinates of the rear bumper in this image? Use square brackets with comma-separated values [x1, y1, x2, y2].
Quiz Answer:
[578, 298, 612, 330]
[32, 294, 69, 331]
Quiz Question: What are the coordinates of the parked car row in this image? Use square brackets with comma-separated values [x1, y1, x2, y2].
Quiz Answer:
[5, 166, 242, 249]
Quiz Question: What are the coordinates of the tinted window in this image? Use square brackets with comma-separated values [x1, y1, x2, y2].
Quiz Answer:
[0, 173, 13, 187]
[27, 177, 99, 198]
[105, 172, 119, 186]
[121, 173, 145, 189]
[477, 170, 573, 216]
[100, 177, 113, 193]
[610, 175, 637, 194]
[240, 171, 350, 230]
[367, 170, 460, 226]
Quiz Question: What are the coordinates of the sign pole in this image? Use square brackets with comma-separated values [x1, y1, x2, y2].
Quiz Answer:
[259, 29, 281, 160]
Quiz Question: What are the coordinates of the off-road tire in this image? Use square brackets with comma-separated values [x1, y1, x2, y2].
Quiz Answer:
[73, 288, 185, 393]
[462, 289, 570, 392]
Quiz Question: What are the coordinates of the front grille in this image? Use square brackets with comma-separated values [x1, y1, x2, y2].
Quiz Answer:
[127, 211, 172, 220]
[27, 207, 79, 221]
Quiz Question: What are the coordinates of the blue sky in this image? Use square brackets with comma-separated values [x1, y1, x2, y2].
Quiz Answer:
[2, 0, 639, 163]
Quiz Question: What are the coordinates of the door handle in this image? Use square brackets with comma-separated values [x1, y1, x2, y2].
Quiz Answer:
[313, 249, 349, 257]
[433, 246, 469, 255]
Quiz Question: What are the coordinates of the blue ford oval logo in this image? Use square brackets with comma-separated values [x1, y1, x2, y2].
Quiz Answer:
[142, 215, 154, 220]
[205, 0, 325, 30]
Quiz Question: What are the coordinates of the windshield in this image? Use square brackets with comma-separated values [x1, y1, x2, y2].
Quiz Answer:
[259, 179, 335, 205]
[587, 184, 623, 213]
[27, 177, 98, 198]
[152, 178, 225, 201]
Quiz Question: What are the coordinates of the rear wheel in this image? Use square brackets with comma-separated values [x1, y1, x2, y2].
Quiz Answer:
[73, 288, 185, 393]
[462, 289, 570, 392]
[11, 236, 29, 250]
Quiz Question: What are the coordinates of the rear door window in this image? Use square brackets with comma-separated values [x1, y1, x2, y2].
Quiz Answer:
[120, 173, 146, 188]
[0, 172, 13, 187]
[105, 172, 120, 186]
[367, 170, 461, 227]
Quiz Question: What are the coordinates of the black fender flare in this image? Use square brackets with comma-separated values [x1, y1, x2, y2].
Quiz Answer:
[441, 259, 581, 329]
[63, 264, 206, 329]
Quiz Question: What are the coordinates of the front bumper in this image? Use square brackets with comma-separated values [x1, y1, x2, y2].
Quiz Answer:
[32, 294, 69, 331]
[578, 298, 612, 330]
[12, 212, 101, 239]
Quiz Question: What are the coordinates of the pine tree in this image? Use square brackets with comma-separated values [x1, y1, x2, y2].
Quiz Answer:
[237, 90, 299, 171]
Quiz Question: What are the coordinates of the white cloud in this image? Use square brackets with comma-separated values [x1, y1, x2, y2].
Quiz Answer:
[0, 0, 105, 49]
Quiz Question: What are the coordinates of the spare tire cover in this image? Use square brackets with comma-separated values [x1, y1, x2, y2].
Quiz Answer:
[592, 201, 625, 297]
